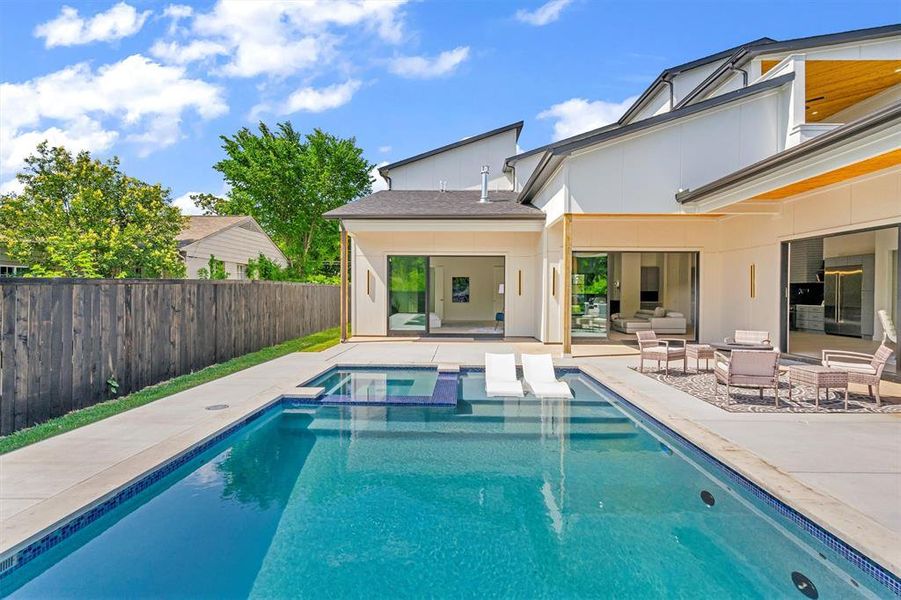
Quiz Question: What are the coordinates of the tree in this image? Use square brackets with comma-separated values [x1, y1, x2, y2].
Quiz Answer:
[0, 143, 186, 278]
[194, 122, 372, 278]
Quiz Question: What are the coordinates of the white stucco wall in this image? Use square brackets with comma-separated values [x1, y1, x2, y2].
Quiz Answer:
[511, 152, 543, 192]
[565, 86, 789, 214]
[347, 222, 542, 337]
[386, 128, 518, 191]
[712, 166, 900, 347]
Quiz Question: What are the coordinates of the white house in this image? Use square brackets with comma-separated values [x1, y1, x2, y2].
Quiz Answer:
[325, 24, 901, 374]
[177, 216, 287, 279]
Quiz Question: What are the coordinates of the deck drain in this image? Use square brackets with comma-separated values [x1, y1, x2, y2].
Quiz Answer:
[791, 572, 818, 599]
[205, 404, 229, 411]
[700, 490, 715, 507]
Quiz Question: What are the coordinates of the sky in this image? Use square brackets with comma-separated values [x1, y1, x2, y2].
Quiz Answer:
[1, 0, 898, 214]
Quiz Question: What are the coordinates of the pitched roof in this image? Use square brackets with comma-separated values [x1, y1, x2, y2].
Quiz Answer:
[517, 72, 796, 203]
[323, 190, 545, 220]
[176, 215, 255, 248]
[379, 121, 524, 177]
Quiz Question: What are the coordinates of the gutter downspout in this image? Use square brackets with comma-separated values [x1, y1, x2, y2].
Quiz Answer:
[663, 75, 675, 109]
[729, 63, 749, 87]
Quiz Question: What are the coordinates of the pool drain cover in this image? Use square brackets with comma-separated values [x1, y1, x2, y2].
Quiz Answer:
[700, 490, 715, 507]
[205, 404, 229, 411]
[791, 572, 818, 599]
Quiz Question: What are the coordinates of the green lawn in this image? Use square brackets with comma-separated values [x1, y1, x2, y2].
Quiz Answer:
[0, 327, 341, 455]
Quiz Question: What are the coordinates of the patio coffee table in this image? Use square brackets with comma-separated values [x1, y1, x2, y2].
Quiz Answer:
[685, 344, 715, 372]
[788, 365, 849, 409]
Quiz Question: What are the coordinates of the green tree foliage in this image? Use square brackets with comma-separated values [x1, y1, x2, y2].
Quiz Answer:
[0, 143, 186, 278]
[194, 122, 372, 279]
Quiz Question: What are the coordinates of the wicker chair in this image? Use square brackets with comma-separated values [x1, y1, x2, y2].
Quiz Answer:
[822, 344, 894, 407]
[714, 350, 781, 405]
[724, 330, 772, 348]
[636, 331, 686, 375]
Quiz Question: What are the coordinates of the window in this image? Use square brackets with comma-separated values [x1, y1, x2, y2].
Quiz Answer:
[0, 265, 26, 277]
[236, 264, 246, 280]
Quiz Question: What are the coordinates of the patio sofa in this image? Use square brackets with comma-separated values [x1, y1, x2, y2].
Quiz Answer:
[611, 308, 687, 335]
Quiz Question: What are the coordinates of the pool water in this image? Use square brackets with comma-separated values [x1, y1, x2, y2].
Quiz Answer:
[306, 367, 439, 401]
[2, 371, 886, 598]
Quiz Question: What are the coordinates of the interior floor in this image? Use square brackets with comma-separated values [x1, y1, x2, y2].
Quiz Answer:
[430, 320, 503, 335]
[573, 322, 697, 344]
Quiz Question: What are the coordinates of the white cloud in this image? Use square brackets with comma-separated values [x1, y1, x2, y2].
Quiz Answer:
[378, 145, 392, 153]
[389, 46, 470, 79]
[515, 0, 572, 26]
[164, 0, 408, 77]
[171, 191, 205, 215]
[537, 95, 637, 141]
[0, 55, 227, 176]
[150, 39, 230, 65]
[281, 80, 362, 114]
[370, 162, 389, 192]
[35, 2, 151, 47]
[162, 4, 193, 35]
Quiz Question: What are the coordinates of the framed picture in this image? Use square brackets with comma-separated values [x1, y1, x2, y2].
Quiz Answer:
[452, 277, 470, 303]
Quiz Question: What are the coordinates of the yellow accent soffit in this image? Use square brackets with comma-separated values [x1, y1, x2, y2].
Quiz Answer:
[751, 148, 901, 200]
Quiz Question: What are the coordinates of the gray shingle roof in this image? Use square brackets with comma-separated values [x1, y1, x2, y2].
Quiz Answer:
[176, 215, 254, 248]
[323, 190, 545, 220]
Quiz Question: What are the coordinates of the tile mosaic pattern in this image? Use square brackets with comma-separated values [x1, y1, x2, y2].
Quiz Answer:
[579, 373, 901, 596]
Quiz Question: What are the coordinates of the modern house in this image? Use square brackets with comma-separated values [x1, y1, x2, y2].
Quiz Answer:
[177, 215, 287, 279]
[325, 24, 901, 373]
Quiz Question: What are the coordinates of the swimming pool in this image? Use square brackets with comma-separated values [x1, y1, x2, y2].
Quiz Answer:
[2, 369, 894, 598]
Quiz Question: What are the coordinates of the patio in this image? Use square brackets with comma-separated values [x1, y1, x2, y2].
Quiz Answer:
[2, 339, 899, 575]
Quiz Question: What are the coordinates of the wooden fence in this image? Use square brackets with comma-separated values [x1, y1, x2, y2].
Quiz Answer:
[0, 279, 339, 435]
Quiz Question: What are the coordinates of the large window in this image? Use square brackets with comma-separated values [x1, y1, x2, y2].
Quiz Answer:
[571, 251, 698, 342]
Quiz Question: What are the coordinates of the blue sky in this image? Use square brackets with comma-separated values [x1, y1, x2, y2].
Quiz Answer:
[1, 0, 898, 212]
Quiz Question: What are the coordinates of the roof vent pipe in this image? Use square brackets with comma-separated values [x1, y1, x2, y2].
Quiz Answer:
[480, 165, 489, 203]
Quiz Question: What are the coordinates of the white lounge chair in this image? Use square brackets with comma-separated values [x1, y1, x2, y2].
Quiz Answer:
[522, 354, 573, 399]
[484, 353, 524, 397]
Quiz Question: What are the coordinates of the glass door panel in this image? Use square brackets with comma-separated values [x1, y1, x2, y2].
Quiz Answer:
[571, 253, 608, 339]
[388, 256, 428, 334]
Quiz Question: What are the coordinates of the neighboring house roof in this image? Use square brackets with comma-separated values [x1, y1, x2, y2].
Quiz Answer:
[517, 72, 796, 203]
[379, 121, 524, 178]
[323, 190, 545, 220]
[675, 101, 901, 205]
[176, 215, 258, 248]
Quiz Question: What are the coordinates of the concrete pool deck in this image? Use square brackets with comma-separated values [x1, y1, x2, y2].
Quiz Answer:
[2, 338, 899, 576]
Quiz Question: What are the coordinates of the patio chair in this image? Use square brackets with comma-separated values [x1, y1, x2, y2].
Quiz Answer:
[822, 344, 894, 407]
[724, 330, 772, 348]
[484, 353, 524, 397]
[636, 331, 686, 375]
[521, 354, 572, 399]
[714, 350, 781, 405]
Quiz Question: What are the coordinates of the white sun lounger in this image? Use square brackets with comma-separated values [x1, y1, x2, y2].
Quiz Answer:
[484, 353, 524, 397]
[521, 354, 572, 399]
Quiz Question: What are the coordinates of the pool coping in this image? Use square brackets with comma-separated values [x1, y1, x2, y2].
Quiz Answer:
[1, 363, 898, 595]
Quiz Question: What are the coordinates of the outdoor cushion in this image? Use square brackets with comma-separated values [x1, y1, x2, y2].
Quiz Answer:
[653, 307, 667, 317]
[823, 360, 877, 375]
[667, 311, 684, 318]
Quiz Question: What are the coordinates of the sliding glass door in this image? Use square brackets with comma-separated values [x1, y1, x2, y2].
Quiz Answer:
[387, 256, 428, 334]
[571, 252, 608, 339]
